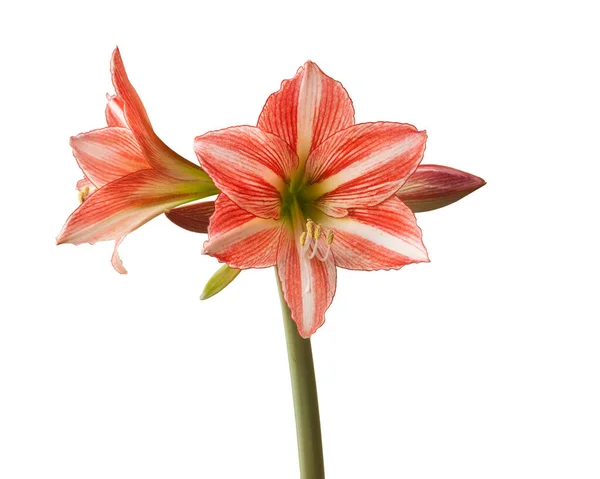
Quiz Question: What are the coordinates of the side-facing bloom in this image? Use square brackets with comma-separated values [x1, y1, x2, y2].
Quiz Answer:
[194, 62, 431, 337]
[57, 48, 217, 273]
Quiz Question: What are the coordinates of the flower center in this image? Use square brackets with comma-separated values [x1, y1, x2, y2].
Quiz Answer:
[299, 219, 334, 262]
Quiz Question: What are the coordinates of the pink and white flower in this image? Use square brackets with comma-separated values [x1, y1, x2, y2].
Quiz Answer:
[57, 48, 217, 273]
[194, 62, 431, 337]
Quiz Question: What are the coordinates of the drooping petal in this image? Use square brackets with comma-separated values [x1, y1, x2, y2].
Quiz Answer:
[304, 122, 427, 217]
[70, 127, 150, 189]
[105, 94, 127, 128]
[57, 169, 212, 271]
[111, 237, 128, 274]
[318, 196, 429, 270]
[110, 48, 207, 181]
[195, 126, 298, 219]
[397, 164, 486, 213]
[165, 201, 215, 234]
[257, 61, 355, 161]
[203, 195, 283, 269]
[276, 219, 337, 338]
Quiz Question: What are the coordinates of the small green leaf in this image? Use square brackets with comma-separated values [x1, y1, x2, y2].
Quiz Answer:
[200, 265, 242, 300]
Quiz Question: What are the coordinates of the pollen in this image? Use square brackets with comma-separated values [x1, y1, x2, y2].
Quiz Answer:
[78, 185, 90, 203]
[326, 230, 335, 244]
[313, 224, 322, 240]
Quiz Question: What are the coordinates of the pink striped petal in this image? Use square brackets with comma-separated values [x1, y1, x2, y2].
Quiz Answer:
[70, 127, 150, 189]
[276, 221, 337, 338]
[304, 122, 427, 217]
[110, 48, 206, 181]
[57, 169, 207, 272]
[105, 94, 127, 128]
[165, 201, 215, 234]
[257, 61, 355, 161]
[203, 195, 283, 269]
[319, 196, 429, 270]
[194, 126, 298, 219]
[397, 164, 486, 213]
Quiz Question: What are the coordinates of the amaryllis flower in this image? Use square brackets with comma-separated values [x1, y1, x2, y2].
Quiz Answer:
[194, 62, 432, 337]
[57, 48, 217, 273]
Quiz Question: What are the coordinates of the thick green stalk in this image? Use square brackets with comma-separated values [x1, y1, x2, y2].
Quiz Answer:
[276, 271, 325, 479]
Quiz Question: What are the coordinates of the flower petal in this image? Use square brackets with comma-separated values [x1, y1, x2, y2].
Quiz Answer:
[165, 201, 215, 234]
[397, 164, 486, 213]
[57, 169, 212, 271]
[110, 48, 207, 181]
[257, 61, 355, 161]
[276, 219, 336, 338]
[318, 196, 429, 270]
[195, 126, 298, 219]
[70, 127, 150, 189]
[203, 194, 283, 269]
[304, 122, 427, 217]
[105, 94, 127, 128]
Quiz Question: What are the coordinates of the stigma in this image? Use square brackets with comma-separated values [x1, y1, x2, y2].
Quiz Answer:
[300, 219, 334, 262]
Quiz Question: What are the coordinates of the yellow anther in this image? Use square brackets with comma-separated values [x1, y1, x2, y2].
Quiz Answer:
[78, 186, 90, 203]
[326, 230, 335, 244]
[306, 220, 314, 238]
[300, 231, 307, 246]
[313, 224, 322, 240]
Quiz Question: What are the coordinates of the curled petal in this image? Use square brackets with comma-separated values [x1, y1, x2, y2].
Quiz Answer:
[111, 238, 128, 274]
[165, 201, 215, 234]
[257, 61, 355, 160]
[318, 196, 429, 270]
[203, 195, 283, 269]
[57, 169, 213, 272]
[195, 126, 298, 219]
[110, 48, 207, 181]
[70, 127, 150, 189]
[304, 122, 427, 217]
[397, 164, 486, 213]
[277, 220, 336, 338]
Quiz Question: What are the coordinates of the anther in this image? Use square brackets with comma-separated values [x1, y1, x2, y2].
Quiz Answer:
[313, 224, 322, 240]
[78, 186, 90, 203]
[326, 230, 334, 244]
[300, 231, 307, 247]
[306, 219, 314, 238]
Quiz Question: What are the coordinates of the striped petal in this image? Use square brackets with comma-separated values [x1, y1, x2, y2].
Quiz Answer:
[165, 201, 215, 234]
[70, 127, 149, 189]
[57, 169, 210, 273]
[257, 61, 355, 161]
[105, 94, 127, 128]
[276, 219, 337, 338]
[318, 196, 429, 270]
[194, 126, 298, 219]
[203, 194, 283, 269]
[304, 122, 427, 217]
[397, 165, 486, 213]
[110, 48, 206, 181]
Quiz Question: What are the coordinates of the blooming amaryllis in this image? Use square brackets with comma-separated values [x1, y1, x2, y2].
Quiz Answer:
[194, 62, 450, 338]
[56, 48, 217, 273]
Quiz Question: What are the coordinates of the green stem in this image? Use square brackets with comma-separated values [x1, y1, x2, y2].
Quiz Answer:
[276, 270, 325, 479]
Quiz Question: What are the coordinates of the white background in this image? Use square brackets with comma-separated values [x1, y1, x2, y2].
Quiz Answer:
[1, 1, 599, 478]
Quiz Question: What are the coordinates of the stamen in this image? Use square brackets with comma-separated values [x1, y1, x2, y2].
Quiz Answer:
[306, 219, 314, 239]
[78, 185, 90, 203]
[299, 231, 307, 247]
[326, 230, 334, 245]
[313, 224, 322, 240]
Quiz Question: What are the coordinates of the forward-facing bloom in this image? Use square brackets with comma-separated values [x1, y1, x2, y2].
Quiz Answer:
[194, 62, 432, 337]
[57, 48, 217, 273]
